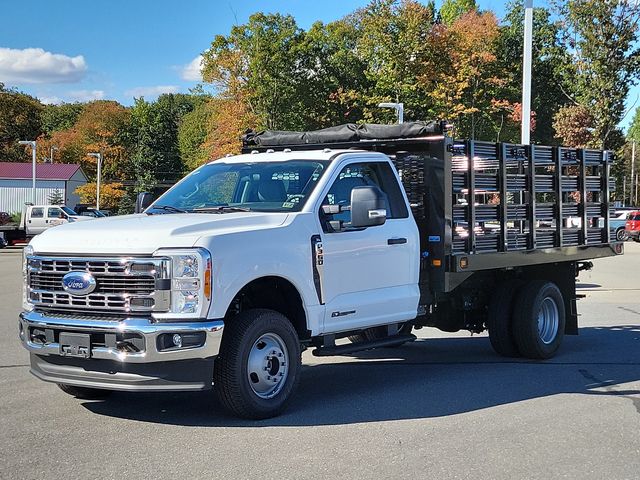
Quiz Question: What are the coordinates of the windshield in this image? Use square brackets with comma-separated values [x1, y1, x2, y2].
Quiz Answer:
[61, 206, 77, 215]
[148, 160, 329, 213]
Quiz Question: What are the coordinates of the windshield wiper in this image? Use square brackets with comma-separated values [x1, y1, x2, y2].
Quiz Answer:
[148, 205, 189, 214]
[192, 206, 252, 213]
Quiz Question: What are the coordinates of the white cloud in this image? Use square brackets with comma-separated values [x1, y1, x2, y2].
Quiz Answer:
[40, 96, 63, 105]
[124, 85, 180, 99]
[0, 47, 87, 84]
[181, 55, 203, 81]
[68, 89, 105, 102]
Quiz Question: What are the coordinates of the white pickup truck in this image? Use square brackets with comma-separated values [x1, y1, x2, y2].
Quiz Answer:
[0, 204, 91, 246]
[20, 123, 622, 419]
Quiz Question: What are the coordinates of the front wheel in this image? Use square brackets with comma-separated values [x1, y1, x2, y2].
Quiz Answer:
[214, 309, 301, 419]
[512, 281, 565, 359]
[57, 384, 112, 400]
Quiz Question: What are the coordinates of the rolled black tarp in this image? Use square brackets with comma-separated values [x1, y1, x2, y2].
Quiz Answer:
[357, 121, 442, 140]
[243, 121, 443, 147]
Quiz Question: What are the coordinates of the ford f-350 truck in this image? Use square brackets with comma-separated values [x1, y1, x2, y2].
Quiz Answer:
[19, 122, 623, 419]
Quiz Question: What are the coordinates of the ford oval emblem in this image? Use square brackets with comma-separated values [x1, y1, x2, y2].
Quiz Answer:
[61, 271, 97, 296]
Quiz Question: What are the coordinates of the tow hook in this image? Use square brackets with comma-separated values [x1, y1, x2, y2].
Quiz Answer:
[576, 261, 593, 276]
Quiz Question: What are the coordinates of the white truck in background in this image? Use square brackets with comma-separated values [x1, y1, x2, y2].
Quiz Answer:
[0, 204, 91, 247]
[19, 122, 622, 419]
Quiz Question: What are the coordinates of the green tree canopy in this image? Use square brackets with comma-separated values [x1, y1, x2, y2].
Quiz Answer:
[41, 102, 84, 134]
[0, 83, 43, 162]
[556, 0, 640, 150]
[440, 0, 477, 25]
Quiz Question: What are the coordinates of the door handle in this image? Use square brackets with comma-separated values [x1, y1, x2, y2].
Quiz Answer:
[387, 238, 407, 245]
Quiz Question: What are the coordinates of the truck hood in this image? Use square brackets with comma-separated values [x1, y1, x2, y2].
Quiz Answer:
[30, 212, 289, 255]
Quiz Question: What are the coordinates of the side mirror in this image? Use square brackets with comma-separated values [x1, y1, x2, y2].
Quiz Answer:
[135, 192, 154, 213]
[350, 186, 387, 228]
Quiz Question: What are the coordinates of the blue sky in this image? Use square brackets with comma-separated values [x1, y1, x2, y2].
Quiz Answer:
[0, 0, 636, 130]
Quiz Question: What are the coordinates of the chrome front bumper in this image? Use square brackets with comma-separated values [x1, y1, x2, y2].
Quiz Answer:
[19, 311, 225, 391]
[19, 310, 224, 363]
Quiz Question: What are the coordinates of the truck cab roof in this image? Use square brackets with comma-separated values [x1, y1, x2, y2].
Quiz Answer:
[210, 149, 379, 165]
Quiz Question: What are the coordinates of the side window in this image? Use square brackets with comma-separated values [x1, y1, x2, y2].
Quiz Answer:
[320, 162, 408, 231]
[31, 208, 44, 218]
[47, 207, 62, 218]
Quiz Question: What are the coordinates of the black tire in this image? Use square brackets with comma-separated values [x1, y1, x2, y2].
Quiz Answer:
[57, 384, 112, 400]
[616, 228, 629, 242]
[512, 281, 565, 359]
[348, 322, 413, 344]
[214, 309, 301, 419]
[487, 281, 523, 357]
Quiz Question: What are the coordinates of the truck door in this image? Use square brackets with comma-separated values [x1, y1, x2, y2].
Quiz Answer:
[26, 207, 47, 235]
[46, 206, 67, 228]
[317, 159, 420, 333]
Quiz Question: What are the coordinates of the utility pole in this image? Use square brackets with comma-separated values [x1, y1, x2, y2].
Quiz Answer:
[19, 140, 37, 203]
[521, 0, 533, 145]
[50, 146, 58, 163]
[88, 152, 103, 210]
[632, 141, 636, 206]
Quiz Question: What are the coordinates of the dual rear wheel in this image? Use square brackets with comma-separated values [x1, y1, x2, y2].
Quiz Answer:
[488, 280, 566, 359]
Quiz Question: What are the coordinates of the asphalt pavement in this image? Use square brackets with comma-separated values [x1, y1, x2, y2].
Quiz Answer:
[1, 244, 639, 479]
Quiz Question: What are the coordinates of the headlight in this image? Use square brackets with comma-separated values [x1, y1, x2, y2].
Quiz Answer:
[152, 248, 211, 321]
[22, 245, 34, 311]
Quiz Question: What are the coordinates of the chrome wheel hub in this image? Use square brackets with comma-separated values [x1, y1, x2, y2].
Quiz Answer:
[537, 297, 559, 345]
[247, 333, 289, 399]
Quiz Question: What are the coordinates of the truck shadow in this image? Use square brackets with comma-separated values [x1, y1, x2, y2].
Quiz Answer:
[81, 325, 640, 426]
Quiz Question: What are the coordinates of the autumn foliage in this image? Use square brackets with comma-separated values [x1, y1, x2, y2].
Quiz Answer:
[75, 182, 125, 210]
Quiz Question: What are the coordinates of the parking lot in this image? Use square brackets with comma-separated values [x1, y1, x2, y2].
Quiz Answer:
[1, 244, 639, 480]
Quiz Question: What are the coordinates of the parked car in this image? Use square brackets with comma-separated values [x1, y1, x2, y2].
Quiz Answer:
[626, 211, 640, 242]
[599, 210, 632, 241]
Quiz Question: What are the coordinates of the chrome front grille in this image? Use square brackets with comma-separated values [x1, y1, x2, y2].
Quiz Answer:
[37, 257, 127, 275]
[27, 255, 170, 314]
[39, 291, 128, 309]
[30, 272, 156, 294]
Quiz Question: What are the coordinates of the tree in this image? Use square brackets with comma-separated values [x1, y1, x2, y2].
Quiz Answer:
[41, 103, 84, 134]
[351, 0, 439, 123]
[496, 1, 570, 144]
[203, 13, 307, 130]
[552, 104, 594, 147]
[126, 93, 198, 196]
[178, 100, 215, 170]
[47, 189, 64, 205]
[74, 182, 125, 210]
[43, 101, 131, 180]
[628, 107, 640, 143]
[556, 0, 640, 150]
[0, 83, 43, 162]
[440, 0, 477, 25]
[425, 10, 517, 139]
[201, 12, 369, 132]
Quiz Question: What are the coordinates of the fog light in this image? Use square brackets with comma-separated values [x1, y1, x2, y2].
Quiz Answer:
[157, 332, 206, 351]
